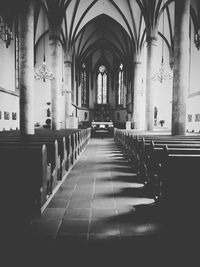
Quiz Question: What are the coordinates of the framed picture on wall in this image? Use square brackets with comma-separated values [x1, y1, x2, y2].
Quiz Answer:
[12, 112, 17, 120]
[4, 112, 10, 120]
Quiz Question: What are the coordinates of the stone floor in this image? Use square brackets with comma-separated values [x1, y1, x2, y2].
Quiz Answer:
[32, 137, 158, 239]
[4, 135, 197, 267]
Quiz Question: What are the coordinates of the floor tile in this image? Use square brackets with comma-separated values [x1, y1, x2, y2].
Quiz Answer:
[119, 222, 160, 236]
[63, 208, 91, 220]
[53, 191, 72, 199]
[68, 198, 92, 209]
[89, 221, 120, 235]
[91, 209, 116, 220]
[41, 208, 66, 220]
[92, 198, 116, 209]
[58, 220, 89, 234]
[71, 191, 93, 200]
[47, 199, 70, 209]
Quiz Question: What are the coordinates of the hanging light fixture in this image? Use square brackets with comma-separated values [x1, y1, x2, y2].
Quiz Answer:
[194, 29, 200, 50]
[60, 48, 66, 95]
[152, 0, 173, 83]
[0, 15, 13, 48]
[152, 56, 173, 83]
[34, 13, 54, 82]
[34, 59, 55, 82]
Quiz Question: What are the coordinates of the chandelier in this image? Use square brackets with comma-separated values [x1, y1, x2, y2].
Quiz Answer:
[152, 56, 173, 83]
[0, 16, 13, 48]
[34, 13, 54, 82]
[34, 57, 55, 82]
[152, 0, 173, 83]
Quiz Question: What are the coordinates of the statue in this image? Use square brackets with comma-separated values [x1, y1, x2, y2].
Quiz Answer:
[154, 107, 158, 126]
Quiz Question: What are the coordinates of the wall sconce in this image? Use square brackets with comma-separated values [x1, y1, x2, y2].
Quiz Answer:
[194, 30, 200, 50]
[0, 16, 13, 48]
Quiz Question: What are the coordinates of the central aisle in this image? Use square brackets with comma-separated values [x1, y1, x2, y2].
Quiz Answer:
[32, 137, 158, 240]
[27, 136, 165, 266]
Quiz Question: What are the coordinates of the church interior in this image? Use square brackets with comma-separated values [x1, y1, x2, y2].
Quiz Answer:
[1, 0, 200, 266]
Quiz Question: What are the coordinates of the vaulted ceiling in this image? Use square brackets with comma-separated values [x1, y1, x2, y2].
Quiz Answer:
[1, 0, 200, 69]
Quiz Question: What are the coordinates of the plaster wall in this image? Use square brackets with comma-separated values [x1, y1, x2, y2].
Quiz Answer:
[0, 33, 15, 91]
[0, 92, 19, 131]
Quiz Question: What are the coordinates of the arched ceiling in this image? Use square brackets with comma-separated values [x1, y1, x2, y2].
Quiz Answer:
[74, 14, 133, 71]
[37, 0, 174, 69]
[2, 0, 200, 66]
[60, 0, 145, 53]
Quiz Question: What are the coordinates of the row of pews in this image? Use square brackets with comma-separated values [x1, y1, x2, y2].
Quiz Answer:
[1, 128, 91, 223]
[114, 128, 200, 235]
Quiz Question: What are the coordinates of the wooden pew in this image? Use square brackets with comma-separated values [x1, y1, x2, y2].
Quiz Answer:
[114, 129, 200, 235]
[114, 130, 200, 198]
[137, 138, 200, 175]
[145, 143, 200, 199]
[0, 128, 91, 224]
[0, 134, 65, 171]
[0, 128, 91, 181]
[158, 152, 200, 235]
[35, 129, 82, 170]
[136, 137, 200, 188]
[0, 145, 51, 218]
[0, 139, 60, 194]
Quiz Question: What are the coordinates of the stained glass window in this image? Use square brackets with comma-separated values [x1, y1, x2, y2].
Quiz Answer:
[81, 63, 88, 107]
[97, 65, 107, 104]
[15, 20, 19, 91]
[118, 63, 124, 105]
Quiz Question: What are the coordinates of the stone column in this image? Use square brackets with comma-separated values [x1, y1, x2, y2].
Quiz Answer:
[145, 30, 158, 131]
[49, 34, 61, 130]
[19, 0, 35, 134]
[64, 55, 72, 124]
[132, 53, 142, 129]
[171, 0, 190, 135]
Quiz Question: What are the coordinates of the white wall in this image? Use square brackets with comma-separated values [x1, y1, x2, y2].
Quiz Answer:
[0, 34, 15, 91]
[0, 25, 18, 131]
[0, 92, 19, 131]
[186, 23, 200, 133]
[187, 95, 200, 132]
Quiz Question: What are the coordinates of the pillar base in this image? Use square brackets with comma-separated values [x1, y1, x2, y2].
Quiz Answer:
[66, 116, 78, 129]
[126, 121, 132, 130]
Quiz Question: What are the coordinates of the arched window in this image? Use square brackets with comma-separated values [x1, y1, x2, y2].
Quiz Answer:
[118, 63, 124, 105]
[15, 19, 19, 91]
[81, 63, 88, 107]
[97, 65, 107, 104]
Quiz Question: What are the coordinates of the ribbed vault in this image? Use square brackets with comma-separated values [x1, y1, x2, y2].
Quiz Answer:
[74, 14, 133, 72]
